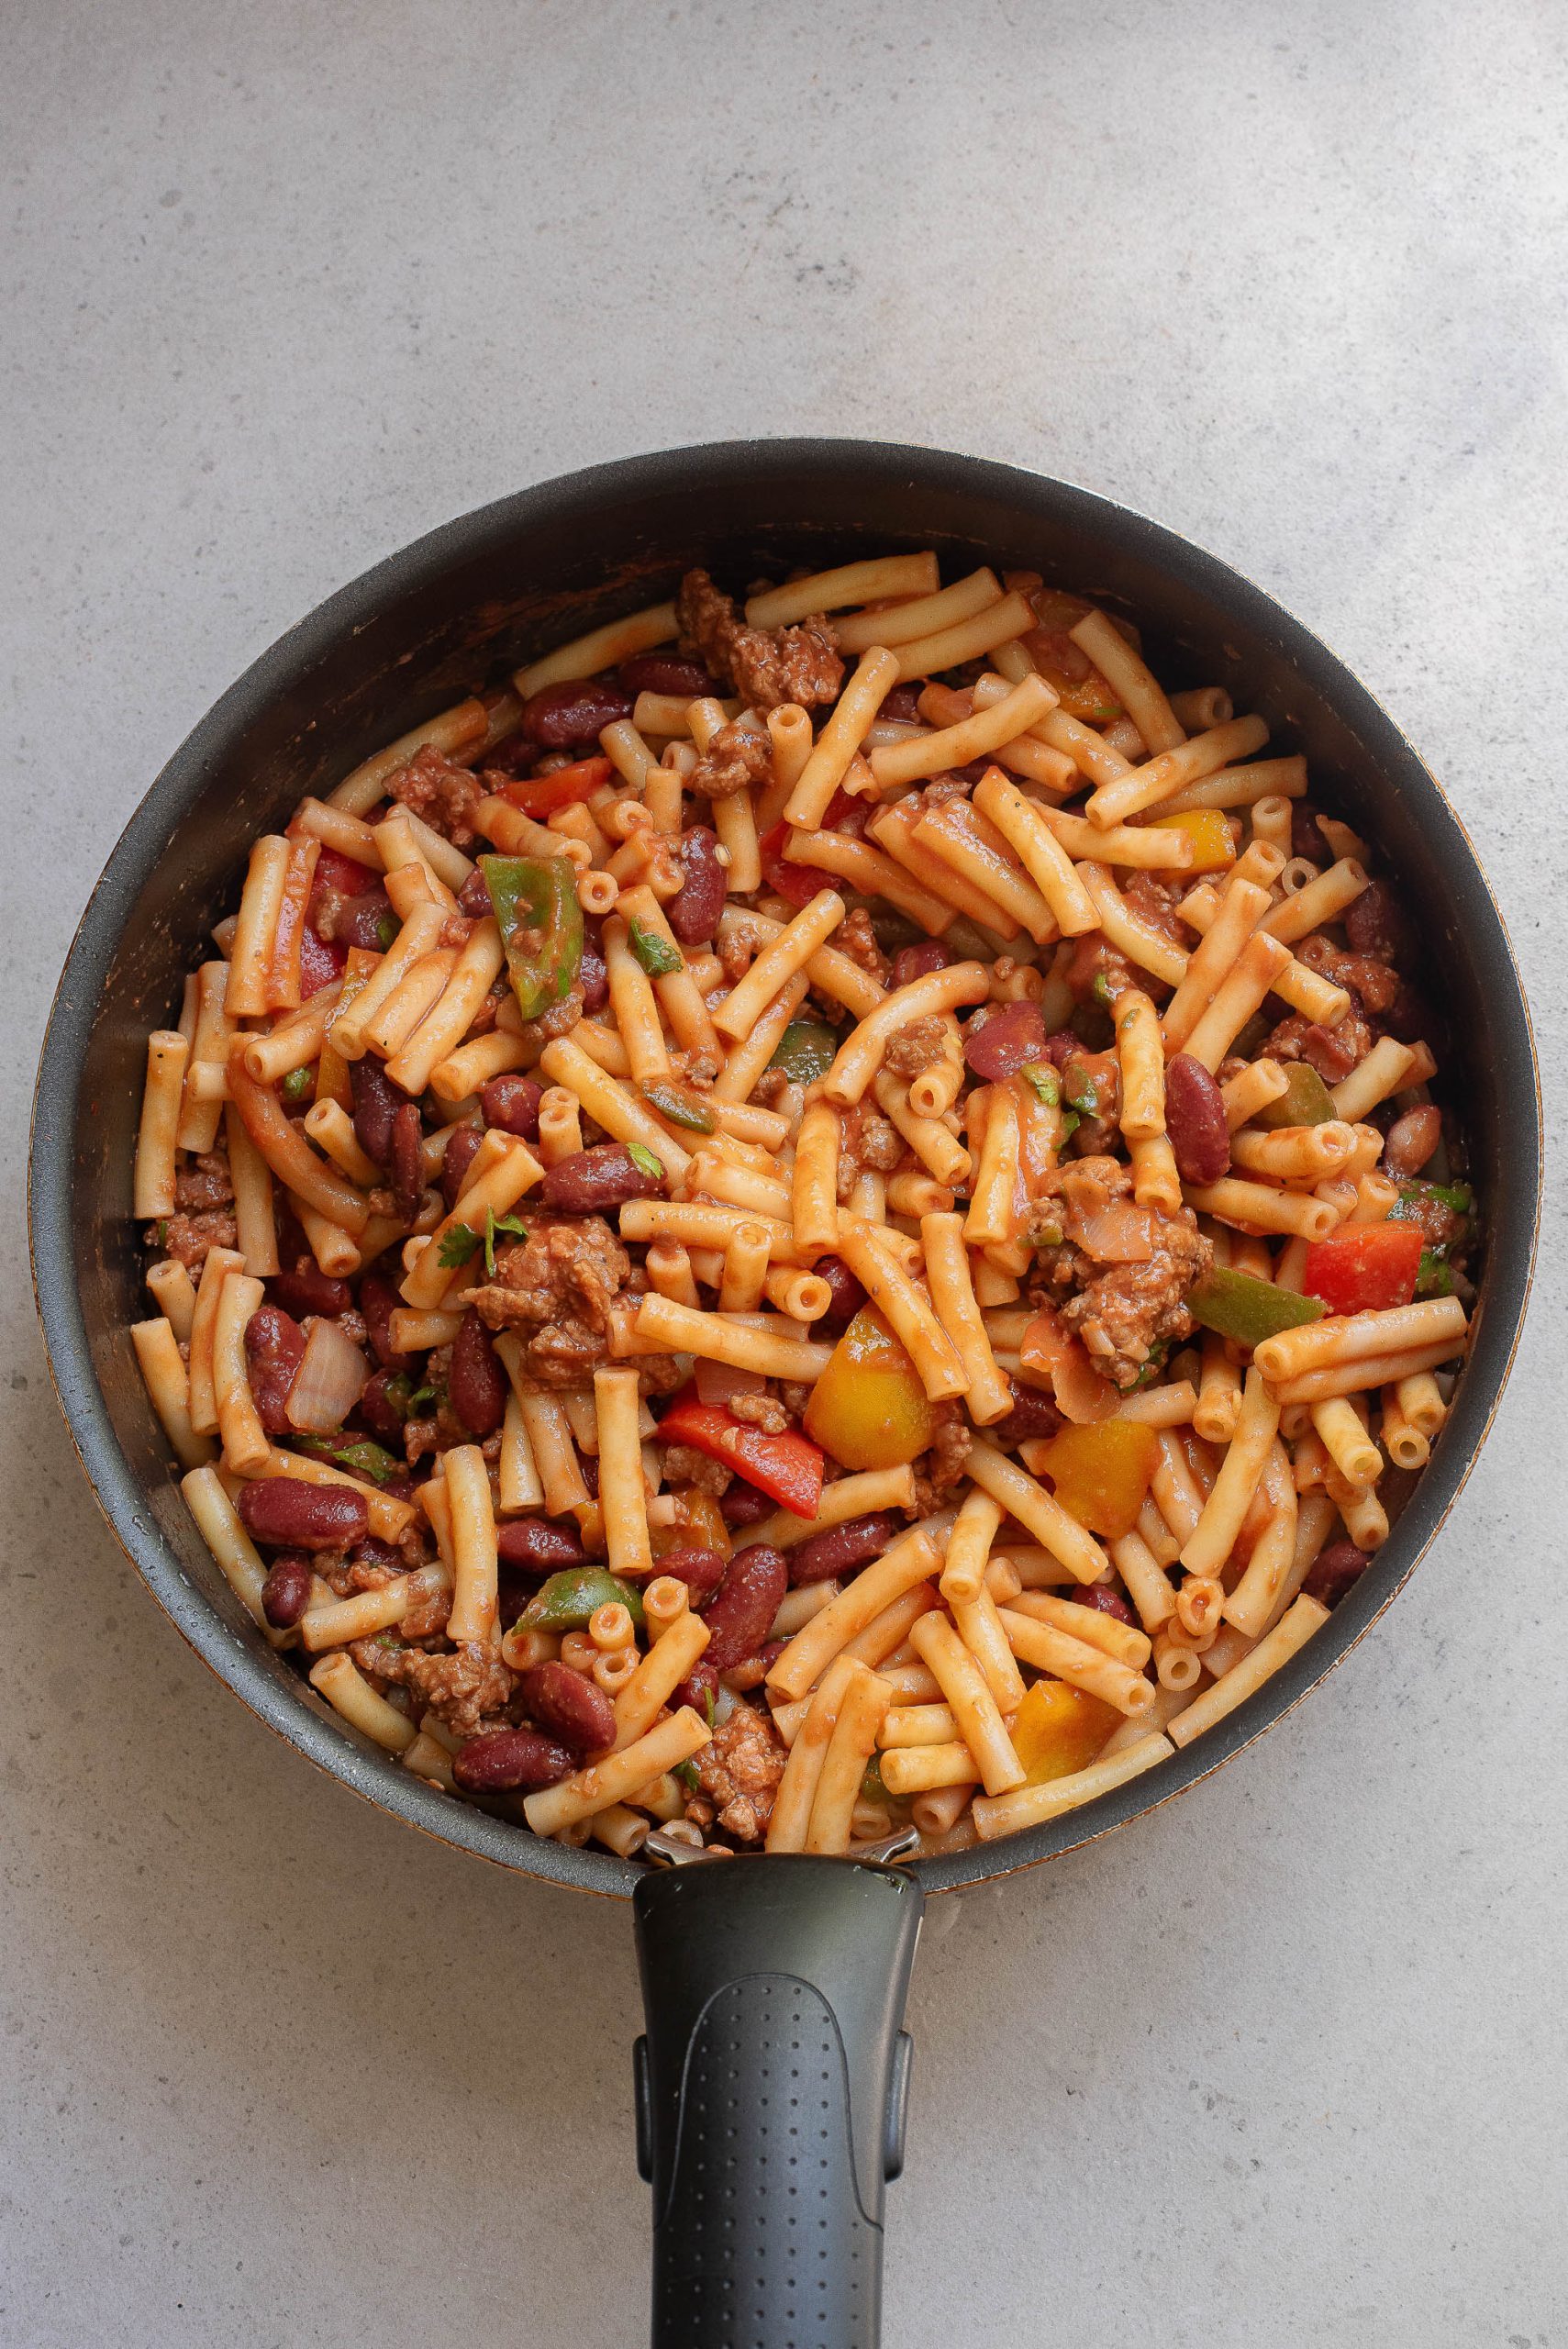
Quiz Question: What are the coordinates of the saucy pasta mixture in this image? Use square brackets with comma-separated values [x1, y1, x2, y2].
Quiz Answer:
[130, 551, 1475, 1859]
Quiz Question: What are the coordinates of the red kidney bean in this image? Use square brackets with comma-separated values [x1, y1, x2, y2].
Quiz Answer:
[239, 1477, 368, 1551]
[496, 1518, 585, 1570]
[890, 940, 951, 990]
[1291, 803, 1334, 865]
[814, 1255, 867, 1330]
[261, 1552, 313, 1629]
[519, 679, 634, 747]
[962, 999, 1048, 1078]
[879, 684, 925, 724]
[352, 1535, 403, 1573]
[718, 1480, 774, 1528]
[541, 1142, 665, 1213]
[453, 1725, 577, 1793]
[1077, 1584, 1138, 1627]
[359, 1271, 404, 1371]
[700, 1544, 789, 1671]
[658, 1544, 728, 1601]
[520, 1659, 616, 1753]
[1164, 1053, 1231, 1185]
[666, 825, 728, 946]
[439, 1120, 484, 1210]
[1303, 1539, 1371, 1608]
[1383, 1104, 1443, 1180]
[351, 1055, 402, 1170]
[269, 1264, 353, 1319]
[673, 1658, 719, 1714]
[480, 1074, 543, 1141]
[355, 1367, 408, 1444]
[390, 1100, 425, 1224]
[994, 1380, 1063, 1446]
[334, 888, 396, 953]
[458, 865, 495, 918]
[617, 652, 717, 698]
[790, 1512, 902, 1586]
[449, 1308, 506, 1436]
[1041, 1029, 1080, 1067]
[243, 1304, 306, 1435]
[1345, 880, 1416, 967]
[579, 930, 608, 1015]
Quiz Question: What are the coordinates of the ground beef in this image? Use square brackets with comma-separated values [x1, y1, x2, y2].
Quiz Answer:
[512, 980, 584, 1051]
[676, 568, 844, 710]
[470, 1213, 629, 1385]
[688, 719, 773, 799]
[662, 1442, 732, 1497]
[354, 1637, 514, 1736]
[836, 907, 892, 985]
[882, 1014, 949, 1081]
[1296, 931, 1402, 1018]
[729, 1389, 791, 1435]
[174, 1150, 234, 1211]
[160, 1208, 239, 1270]
[388, 744, 486, 847]
[836, 1100, 905, 1200]
[687, 1698, 787, 1842]
[1124, 872, 1192, 945]
[1262, 1003, 1372, 1085]
[1028, 1155, 1212, 1388]
[910, 1402, 973, 1517]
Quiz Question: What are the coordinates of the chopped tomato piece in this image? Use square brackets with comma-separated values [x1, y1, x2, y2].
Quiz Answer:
[1010, 1676, 1121, 1785]
[304, 844, 380, 900]
[1162, 808, 1236, 873]
[657, 1386, 825, 1518]
[499, 755, 614, 818]
[298, 927, 347, 998]
[1031, 1419, 1159, 1539]
[759, 821, 836, 908]
[803, 1307, 934, 1470]
[1303, 1223, 1424, 1315]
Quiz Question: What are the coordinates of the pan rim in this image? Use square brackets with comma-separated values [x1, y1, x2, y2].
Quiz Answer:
[29, 435, 1542, 1899]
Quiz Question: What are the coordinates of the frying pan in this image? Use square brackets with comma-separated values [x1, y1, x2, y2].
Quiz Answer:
[30, 440, 1540, 2347]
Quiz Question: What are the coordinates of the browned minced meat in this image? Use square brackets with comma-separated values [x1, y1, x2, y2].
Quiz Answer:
[513, 981, 584, 1049]
[662, 1442, 732, 1497]
[174, 1150, 234, 1211]
[1294, 931, 1402, 1018]
[354, 1637, 512, 1736]
[883, 1013, 950, 1082]
[687, 1699, 787, 1843]
[1262, 1002, 1372, 1085]
[388, 744, 486, 848]
[836, 907, 891, 984]
[688, 719, 773, 799]
[836, 1100, 905, 1200]
[471, 1213, 628, 1385]
[729, 1388, 792, 1435]
[1029, 1155, 1212, 1389]
[676, 568, 844, 710]
[160, 1208, 239, 1270]
[911, 1403, 973, 1518]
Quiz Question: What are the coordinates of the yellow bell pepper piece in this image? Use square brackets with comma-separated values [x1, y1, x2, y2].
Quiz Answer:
[1164, 807, 1236, 873]
[803, 1306, 934, 1471]
[650, 1485, 731, 1560]
[1010, 1676, 1121, 1785]
[1032, 1419, 1159, 1539]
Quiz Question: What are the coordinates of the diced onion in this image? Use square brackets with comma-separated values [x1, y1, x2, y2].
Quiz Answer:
[1075, 1203, 1157, 1263]
[284, 1318, 370, 1433]
[695, 1359, 767, 1411]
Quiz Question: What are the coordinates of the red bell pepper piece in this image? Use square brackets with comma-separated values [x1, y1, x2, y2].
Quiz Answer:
[499, 754, 613, 818]
[657, 1384, 825, 1518]
[1302, 1222, 1423, 1315]
[759, 822, 837, 908]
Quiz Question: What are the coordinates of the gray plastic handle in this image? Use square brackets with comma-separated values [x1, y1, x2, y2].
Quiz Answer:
[632, 1854, 924, 2349]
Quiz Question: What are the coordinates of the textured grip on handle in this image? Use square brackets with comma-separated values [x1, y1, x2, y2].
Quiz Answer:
[633, 1855, 923, 2349]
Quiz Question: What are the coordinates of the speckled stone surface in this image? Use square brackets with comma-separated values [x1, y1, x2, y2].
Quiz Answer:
[4, 5, 1564, 2343]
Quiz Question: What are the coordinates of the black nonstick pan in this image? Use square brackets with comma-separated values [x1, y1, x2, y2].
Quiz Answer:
[30, 440, 1540, 2347]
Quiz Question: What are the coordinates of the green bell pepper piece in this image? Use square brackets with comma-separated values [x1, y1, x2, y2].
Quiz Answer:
[292, 1435, 404, 1486]
[1186, 1267, 1327, 1347]
[1390, 1178, 1473, 1222]
[517, 1566, 646, 1635]
[768, 1019, 840, 1085]
[481, 853, 584, 1022]
[639, 1076, 717, 1134]
[1252, 1063, 1337, 1129]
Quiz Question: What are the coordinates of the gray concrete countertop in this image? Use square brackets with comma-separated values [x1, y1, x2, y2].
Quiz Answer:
[4, 4, 1563, 2342]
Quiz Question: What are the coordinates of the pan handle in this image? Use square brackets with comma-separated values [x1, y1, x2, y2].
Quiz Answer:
[632, 1852, 924, 2349]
